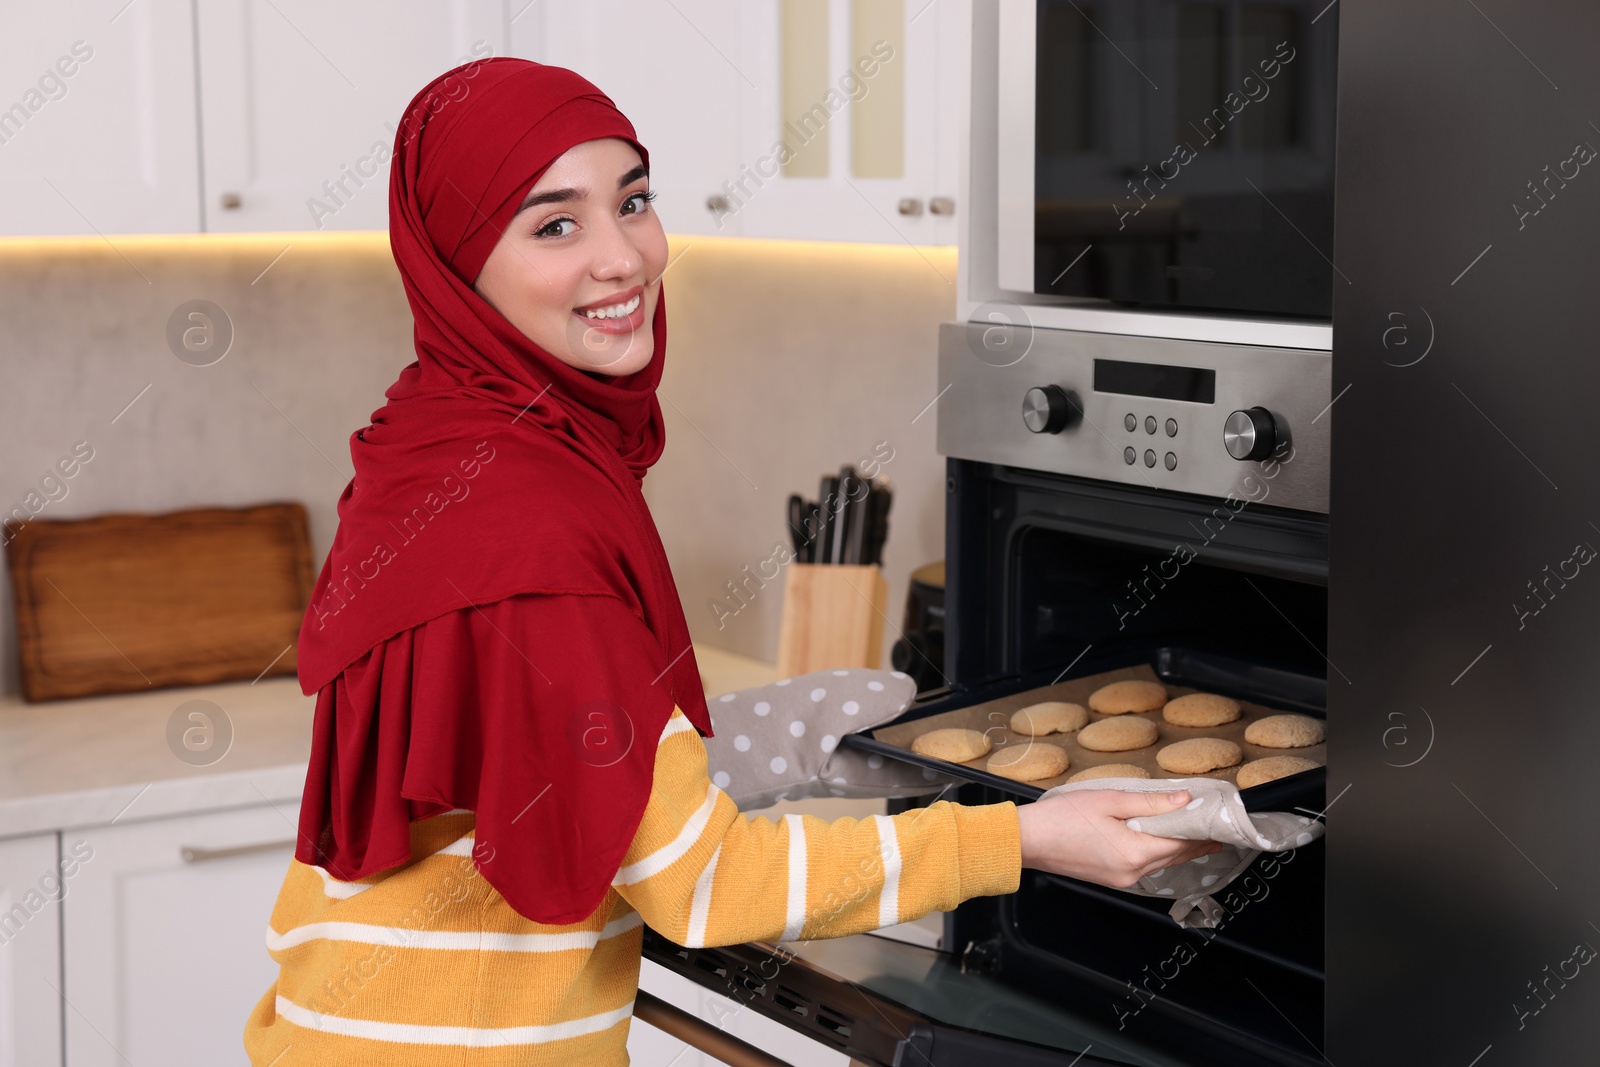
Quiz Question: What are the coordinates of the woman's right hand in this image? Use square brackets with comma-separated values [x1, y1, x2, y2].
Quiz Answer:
[1016, 788, 1223, 888]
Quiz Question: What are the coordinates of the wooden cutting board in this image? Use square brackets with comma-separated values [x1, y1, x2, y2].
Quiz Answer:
[4, 503, 313, 702]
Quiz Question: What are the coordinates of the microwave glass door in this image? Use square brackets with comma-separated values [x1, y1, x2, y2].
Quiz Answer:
[1033, 0, 1337, 318]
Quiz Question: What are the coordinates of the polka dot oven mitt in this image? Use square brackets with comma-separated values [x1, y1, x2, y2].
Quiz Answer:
[703, 668, 965, 811]
[1036, 776, 1325, 929]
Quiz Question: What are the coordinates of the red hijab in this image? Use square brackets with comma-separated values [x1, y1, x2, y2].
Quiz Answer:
[293, 57, 713, 922]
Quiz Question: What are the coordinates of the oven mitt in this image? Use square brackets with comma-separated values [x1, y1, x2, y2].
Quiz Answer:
[703, 668, 965, 811]
[1036, 777, 1324, 929]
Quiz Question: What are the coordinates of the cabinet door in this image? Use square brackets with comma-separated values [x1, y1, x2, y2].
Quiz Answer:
[0, 834, 63, 1067]
[196, 0, 505, 232]
[510, 0, 746, 237]
[0, 1, 200, 236]
[733, 0, 956, 245]
[63, 803, 301, 1067]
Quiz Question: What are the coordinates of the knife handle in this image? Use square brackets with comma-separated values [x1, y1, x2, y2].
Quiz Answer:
[816, 475, 838, 563]
[787, 493, 806, 558]
[832, 465, 859, 565]
[843, 471, 869, 565]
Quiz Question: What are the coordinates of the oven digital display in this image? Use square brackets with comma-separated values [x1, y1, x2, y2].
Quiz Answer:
[1094, 359, 1217, 404]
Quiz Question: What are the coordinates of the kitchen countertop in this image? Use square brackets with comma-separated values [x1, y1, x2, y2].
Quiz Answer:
[0, 643, 785, 840]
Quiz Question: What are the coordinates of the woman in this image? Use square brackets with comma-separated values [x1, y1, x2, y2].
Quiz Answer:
[243, 57, 1217, 1066]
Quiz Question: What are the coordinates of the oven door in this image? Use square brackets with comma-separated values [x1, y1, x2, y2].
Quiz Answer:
[643, 791, 1322, 1067]
[643, 919, 1205, 1067]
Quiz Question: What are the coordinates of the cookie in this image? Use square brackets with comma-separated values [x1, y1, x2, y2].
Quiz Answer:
[1237, 756, 1321, 789]
[911, 727, 992, 763]
[1244, 714, 1326, 749]
[1162, 692, 1242, 727]
[1077, 716, 1160, 752]
[1087, 679, 1168, 715]
[987, 742, 1070, 782]
[1066, 763, 1152, 783]
[1010, 701, 1088, 736]
[1156, 738, 1243, 774]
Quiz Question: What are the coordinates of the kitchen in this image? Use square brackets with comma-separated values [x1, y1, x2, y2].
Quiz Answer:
[1, 1, 1596, 1065]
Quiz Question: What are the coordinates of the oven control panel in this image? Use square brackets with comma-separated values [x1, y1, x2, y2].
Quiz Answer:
[937, 321, 1331, 514]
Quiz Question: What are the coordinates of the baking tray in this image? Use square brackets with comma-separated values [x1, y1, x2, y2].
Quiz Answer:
[840, 648, 1326, 811]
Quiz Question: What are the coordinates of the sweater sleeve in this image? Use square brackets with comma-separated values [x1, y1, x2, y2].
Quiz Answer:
[612, 707, 1022, 947]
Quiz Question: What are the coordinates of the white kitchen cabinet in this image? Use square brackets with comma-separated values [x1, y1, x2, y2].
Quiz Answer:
[0, 1, 201, 236]
[514, 0, 968, 244]
[2, 0, 966, 242]
[0, 833, 64, 1067]
[509, 0, 747, 238]
[195, 0, 505, 232]
[733, 0, 967, 246]
[62, 802, 301, 1067]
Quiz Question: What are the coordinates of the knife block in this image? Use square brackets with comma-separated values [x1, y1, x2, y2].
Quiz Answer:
[775, 563, 889, 677]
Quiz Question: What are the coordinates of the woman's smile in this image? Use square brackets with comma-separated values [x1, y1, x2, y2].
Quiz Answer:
[573, 283, 645, 334]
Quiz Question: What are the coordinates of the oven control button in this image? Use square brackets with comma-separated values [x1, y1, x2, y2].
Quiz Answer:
[1165, 452, 1177, 470]
[1022, 386, 1081, 434]
[1123, 447, 1136, 465]
[1223, 407, 1278, 461]
[1166, 418, 1178, 437]
[1124, 413, 1136, 432]
[1144, 415, 1157, 434]
[1144, 449, 1156, 467]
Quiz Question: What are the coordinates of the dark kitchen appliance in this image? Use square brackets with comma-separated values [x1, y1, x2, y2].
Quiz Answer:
[643, 321, 1331, 1065]
[889, 561, 947, 693]
[1000, 0, 1339, 318]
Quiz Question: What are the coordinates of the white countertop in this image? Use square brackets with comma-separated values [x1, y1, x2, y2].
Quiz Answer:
[0, 643, 783, 840]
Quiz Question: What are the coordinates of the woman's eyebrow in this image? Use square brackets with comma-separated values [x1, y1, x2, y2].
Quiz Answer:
[516, 164, 650, 213]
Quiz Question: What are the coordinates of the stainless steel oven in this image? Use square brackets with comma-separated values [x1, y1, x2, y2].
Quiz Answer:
[642, 322, 1331, 1066]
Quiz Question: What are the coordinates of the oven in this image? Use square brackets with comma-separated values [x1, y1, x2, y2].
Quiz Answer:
[641, 320, 1331, 1066]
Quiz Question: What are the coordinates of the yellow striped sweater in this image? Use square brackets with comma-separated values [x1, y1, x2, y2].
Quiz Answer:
[243, 704, 1022, 1066]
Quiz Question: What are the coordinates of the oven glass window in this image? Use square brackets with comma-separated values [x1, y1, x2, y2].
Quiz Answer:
[1034, 0, 1337, 318]
[1016, 526, 1329, 680]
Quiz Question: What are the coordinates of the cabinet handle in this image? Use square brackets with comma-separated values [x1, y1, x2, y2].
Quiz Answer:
[180, 839, 296, 864]
[929, 196, 956, 216]
[220, 192, 242, 210]
[897, 197, 924, 216]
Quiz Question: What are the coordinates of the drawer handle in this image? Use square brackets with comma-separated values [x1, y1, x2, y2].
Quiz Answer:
[180, 839, 296, 864]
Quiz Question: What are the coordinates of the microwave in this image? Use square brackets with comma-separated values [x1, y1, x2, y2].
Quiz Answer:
[986, 0, 1338, 336]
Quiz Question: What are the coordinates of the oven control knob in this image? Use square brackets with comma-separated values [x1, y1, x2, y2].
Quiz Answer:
[1223, 407, 1277, 461]
[1022, 385, 1081, 434]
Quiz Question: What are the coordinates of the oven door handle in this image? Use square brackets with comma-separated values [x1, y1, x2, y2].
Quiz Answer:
[636, 989, 820, 1067]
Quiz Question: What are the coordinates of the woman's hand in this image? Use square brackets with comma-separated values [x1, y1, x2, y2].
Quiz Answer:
[1016, 789, 1223, 888]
